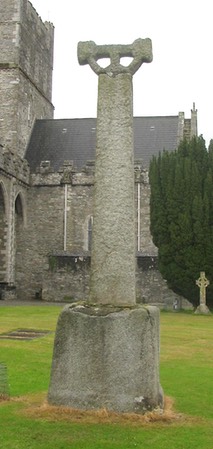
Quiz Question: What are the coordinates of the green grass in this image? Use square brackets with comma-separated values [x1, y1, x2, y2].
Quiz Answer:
[0, 305, 213, 448]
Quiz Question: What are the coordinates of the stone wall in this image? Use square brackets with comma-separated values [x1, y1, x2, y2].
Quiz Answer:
[42, 254, 91, 302]
[0, 0, 54, 99]
[15, 182, 64, 299]
[41, 253, 191, 309]
[15, 165, 95, 299]
[0, 160, 190, 308]
[136, 255, 191, 308]
[65, 177, 94, 253]
[10, 162, 190, 307]
[0, 0, 19, 63]
[0, 148, 30, 296]
[19, 0, 54, 101]
[12, 164, 149, 299]
[0, 0, 54, 156]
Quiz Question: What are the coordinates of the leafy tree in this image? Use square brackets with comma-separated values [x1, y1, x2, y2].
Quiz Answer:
[149, 136, 213, 307]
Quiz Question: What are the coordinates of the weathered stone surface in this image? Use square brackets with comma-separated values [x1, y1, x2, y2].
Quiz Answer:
[0, 0, 54, 156]
[77, 39, 152, 76]
[48, 304, 163, 413]
[81, 39, 152, 307]
[41, 254, 194, 309]
[195, 272, 211, 314]
[194, 304, 211, 315]
[90, 73, 136, 305]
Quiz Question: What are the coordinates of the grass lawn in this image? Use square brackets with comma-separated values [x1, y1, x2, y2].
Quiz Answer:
[0, 305, 213, 448]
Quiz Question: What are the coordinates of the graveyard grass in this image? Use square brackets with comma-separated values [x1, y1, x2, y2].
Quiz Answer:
[0, 305, 213, 449]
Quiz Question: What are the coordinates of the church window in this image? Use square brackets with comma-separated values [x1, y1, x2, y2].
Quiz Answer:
[15, 194, 23, 218]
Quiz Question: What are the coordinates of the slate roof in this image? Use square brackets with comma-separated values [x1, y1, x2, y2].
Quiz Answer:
[25, 116, 179, 172]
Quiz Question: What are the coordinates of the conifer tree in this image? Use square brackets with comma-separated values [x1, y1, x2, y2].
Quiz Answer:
[149, 136, 213, 307]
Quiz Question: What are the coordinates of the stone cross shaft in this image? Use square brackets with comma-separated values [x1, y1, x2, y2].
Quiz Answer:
[78, 39, 152, 306]
[196, 271, 210, 305]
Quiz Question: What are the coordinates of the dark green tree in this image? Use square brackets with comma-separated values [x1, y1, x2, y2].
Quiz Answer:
[149, 136, 213, 307]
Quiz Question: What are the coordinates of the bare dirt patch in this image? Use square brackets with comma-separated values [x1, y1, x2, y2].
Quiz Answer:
[0, 329, 52, 340]
[21, 396, 185, 426]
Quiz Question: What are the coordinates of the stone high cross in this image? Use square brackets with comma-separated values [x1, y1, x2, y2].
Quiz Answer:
[78, 39, 152, 305]
[48, 39, 163, 413]
[196, 271, 209, 306]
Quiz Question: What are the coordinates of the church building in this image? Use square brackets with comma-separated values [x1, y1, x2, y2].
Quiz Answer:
[0, 0, 197, 307]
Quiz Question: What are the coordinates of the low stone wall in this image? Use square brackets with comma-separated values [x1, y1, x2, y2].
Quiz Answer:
[136, 255, 191, 309]
[42, 253, 91, 303]
[42, 253, 192, 309]
[0, 284, 16, 300]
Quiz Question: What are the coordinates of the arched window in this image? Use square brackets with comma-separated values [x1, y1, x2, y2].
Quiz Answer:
[0, 182, 7, 282]
[0, 183, 6, 216]
[15, 194, 23, 219]
[15, 192, 26, 227]
[14, 192, 26, 287]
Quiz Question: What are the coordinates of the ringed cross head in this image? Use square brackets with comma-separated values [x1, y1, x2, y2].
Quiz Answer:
[78, 38, 153, 76]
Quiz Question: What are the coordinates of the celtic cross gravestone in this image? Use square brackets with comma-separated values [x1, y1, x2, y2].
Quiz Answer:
[195, 271, 211, 314]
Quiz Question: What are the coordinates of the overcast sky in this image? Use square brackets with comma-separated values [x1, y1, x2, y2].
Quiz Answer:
[32, 0, 213, 146]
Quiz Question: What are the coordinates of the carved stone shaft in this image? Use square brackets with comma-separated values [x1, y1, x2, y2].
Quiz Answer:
[196, 271, 209, 305]
[90, 73, 135, 305]
[78, 39, 152, 305]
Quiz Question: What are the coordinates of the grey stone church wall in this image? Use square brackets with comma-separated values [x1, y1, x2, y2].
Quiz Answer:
[0, 148, 30, 297]
[15, 169, 95, 300]
[0, 0, 53, 100]
[19, 0, 54, 101]
[15, 182, 64, 300]
[11, 166, 191, 308]
[0, 143, 192, 309]
[0, 0, 54, 156]
[14, 168, 155, 300]
[0, 68, 53, 157]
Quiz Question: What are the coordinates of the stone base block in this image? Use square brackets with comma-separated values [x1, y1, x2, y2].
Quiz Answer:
[48, 303, 163, 413]
[194, 304, 211, 315]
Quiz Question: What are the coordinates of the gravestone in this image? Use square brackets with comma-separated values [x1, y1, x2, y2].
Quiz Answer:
[0, 363, 9, 400]
[48, 39, 163, 413]
[195, 271, 211, 314]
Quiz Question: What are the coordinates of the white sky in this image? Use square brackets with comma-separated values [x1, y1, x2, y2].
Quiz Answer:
[32, 0, 213, 146]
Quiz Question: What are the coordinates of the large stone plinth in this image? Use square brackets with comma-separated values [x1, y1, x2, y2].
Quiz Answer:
[194, 304, 211, 315]
[48, 303, 163, 413]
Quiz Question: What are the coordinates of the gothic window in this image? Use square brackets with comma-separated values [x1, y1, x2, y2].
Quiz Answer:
[14, 192, 26, 253]
[14, 193, 26, 286]
[0, 183, 7, 282]
[15, 194, 23, 219]
[0, 183, 6, 217]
